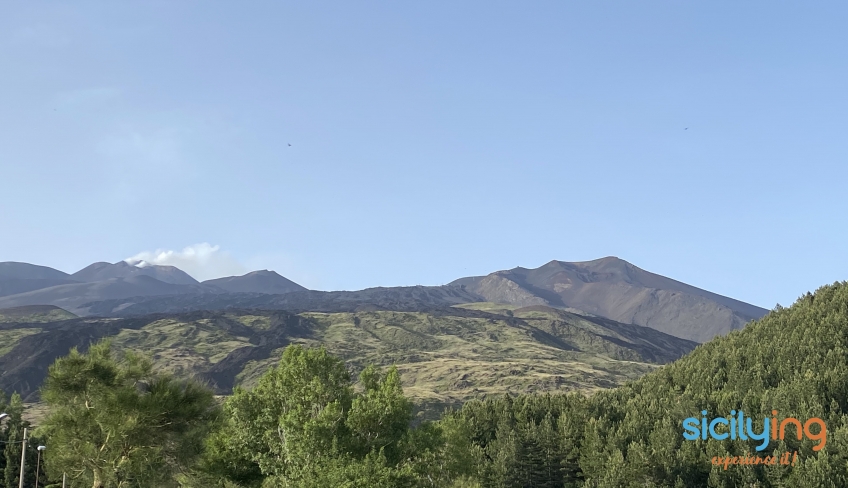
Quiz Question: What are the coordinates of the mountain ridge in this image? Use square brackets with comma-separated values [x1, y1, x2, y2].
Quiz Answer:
[0, 257, 766, 343]
[72, 261, 200, 285]
[202, 270, 307, 294]
[0, 260, 309, 314]
[0, 262, 72, 280]
[450, 257, 768, 342]
[0, 275, 215, 315]
[76, 285, 485, 317]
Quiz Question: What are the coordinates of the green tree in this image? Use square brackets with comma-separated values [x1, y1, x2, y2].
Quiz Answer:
[218, 344, 466, 487]
[37, 340, 219, 488]
[401, 416, 483, 487]
[223, 345, 355, 483]
[347, 364, 413, 463]
[2, 393, 40, 488]
[190, 416, 264, 487]
[1, 392, 24, 488]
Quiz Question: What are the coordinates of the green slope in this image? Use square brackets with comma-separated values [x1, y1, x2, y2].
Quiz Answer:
[0, 305, 695, 414]
[452, 282, 848, 486]
[0, 305, 76, 323]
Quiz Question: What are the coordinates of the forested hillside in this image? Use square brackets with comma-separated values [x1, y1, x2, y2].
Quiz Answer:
[452, 281, 848, 486]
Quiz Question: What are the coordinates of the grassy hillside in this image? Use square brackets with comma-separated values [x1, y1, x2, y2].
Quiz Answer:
[0, 305, 76, 323]
[0, 304, 695, 415]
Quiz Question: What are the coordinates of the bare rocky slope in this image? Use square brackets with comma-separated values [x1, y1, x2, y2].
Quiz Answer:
[0, 275, 215, 315]
[71, 261, 199, 285]
[202, 270, 307, 294]
[76, 285, 485, 317]
[0, 262, 311, 315]
[450, 257, 768, 343]
[0, 262, 80, 297]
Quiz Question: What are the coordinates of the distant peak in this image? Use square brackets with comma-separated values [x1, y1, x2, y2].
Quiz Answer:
[544, 256, 627, 267]
[71, 260, 199, 285]
[200, 269, 306, 293]
[577, 256, 627, 264]
[247, 269, 277, 276]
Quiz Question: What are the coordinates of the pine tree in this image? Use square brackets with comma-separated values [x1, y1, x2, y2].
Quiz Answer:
[38, 340, 218, 488]
[2, 393, 35, 488]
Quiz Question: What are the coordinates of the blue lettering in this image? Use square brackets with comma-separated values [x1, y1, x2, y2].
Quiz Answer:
[747, 417, 770, 451]
[730, 410, 737, 439]
[709, 418, 729, 440]
[683, 409, 774, 451]
[738, 411, 748, 440]
[682, 417, 700, 440]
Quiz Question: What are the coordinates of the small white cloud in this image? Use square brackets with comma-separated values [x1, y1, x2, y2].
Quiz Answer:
[126, 243, 247, 281]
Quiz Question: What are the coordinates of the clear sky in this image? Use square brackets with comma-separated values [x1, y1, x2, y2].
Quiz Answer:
[2, 1, 846, 308]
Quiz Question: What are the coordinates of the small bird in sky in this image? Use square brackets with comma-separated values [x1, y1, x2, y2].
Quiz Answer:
[288, 143, 292, 147]
[684, 128, 688, 130]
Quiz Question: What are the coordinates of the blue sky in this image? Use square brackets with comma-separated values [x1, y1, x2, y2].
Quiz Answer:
[1, 1, 846, 308]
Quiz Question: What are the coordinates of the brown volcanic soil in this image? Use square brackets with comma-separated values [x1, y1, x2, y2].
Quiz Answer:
[451, 257, 768, 343]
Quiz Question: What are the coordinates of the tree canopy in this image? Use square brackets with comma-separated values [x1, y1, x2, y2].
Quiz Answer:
[206, 345, 474, 487]
[37, 340, 219, 488]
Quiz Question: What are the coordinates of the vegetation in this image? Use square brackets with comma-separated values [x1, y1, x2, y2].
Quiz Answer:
[0, 392, 41, 488]
[197, 345, 476, 487]
[443, 281, 848, 487]
[0, 305, 75, 323]
[0, 328, 42, 357]
[38, 342, 219, 488]
[3, 281, 848, 485]
[0, 306, 694, 413]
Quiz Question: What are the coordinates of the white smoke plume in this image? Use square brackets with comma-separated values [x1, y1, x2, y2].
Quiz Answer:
[125, 243, 247, 282]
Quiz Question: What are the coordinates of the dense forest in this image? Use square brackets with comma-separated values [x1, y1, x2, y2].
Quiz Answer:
[2, 281, 848, 487]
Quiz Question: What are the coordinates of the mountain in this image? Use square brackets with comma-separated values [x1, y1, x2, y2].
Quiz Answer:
[0, 304, 696, 406]
[451, 257, 768, 343]
[77, 285, 485, 317]
[0, 262, 80, 297]
[0, 261, 311, 316]
[0, 262, 71, 280]
[0, 278, 82, 298]
[202, 270, 308, 294]
[0, 257, 765, 344]
[71, 261, 199, 285]
[0, 275, 213, 315]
